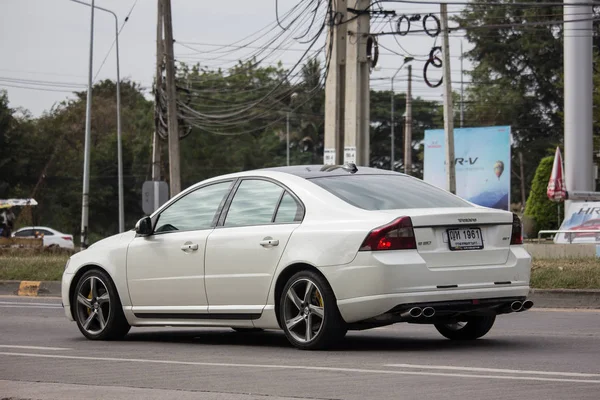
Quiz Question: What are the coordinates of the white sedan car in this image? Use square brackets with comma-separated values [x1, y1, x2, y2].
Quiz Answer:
[13, 226, 75, 250]
[61, 165, 532, 350]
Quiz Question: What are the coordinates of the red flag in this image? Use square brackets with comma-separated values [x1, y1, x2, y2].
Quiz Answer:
[547, 146, 566, 202]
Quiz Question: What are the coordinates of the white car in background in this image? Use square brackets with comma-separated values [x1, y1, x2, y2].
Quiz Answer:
[13, 226, 75, 250]
[61, 165, 532, 350]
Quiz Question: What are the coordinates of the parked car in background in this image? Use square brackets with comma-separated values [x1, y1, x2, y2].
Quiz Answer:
[564, 219, 600, 241]
[13, 226, 74, 250]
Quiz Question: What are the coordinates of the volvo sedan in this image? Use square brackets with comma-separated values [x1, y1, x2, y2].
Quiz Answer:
[61, 164, 533, 350]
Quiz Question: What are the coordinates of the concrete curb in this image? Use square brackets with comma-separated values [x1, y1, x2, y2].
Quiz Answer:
[528, 288, 600, 309]
[0, 280, 599, 309]
[0, 280, 61, 297]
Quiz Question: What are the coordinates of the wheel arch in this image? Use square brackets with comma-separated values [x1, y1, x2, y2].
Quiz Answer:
[68, 264, 121, 318]
[273, 262, 335, 328]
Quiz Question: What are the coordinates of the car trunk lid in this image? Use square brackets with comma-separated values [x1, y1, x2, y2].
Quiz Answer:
[377, 207, 513, 267]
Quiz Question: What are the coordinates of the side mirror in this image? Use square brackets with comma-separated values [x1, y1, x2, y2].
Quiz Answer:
[135, 216, 153, 236]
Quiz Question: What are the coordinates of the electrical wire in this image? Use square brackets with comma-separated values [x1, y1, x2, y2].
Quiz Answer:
[93, 0, 139, 82]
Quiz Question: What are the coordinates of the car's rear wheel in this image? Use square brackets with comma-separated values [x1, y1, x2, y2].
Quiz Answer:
[279, 270, 347, 350]
[73, 269, 130, 340]
[434, 315, 496, 340]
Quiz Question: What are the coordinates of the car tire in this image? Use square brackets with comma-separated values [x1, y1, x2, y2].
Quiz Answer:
[279, 270, 347, 350]
[72, 269, 131, 340]
[232, 328, 264, 333]
[434, 315, 496, 340]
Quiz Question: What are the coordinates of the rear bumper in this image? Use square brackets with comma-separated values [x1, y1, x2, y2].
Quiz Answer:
[335, 286, 530, 323]
[319, 246, 532, 323]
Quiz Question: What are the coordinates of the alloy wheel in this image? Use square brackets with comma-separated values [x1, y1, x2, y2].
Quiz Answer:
[283, 278, 325, 343]
[75, 276, 110, 335]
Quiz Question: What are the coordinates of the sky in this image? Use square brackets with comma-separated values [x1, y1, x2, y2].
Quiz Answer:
[0, 0, 471, 117]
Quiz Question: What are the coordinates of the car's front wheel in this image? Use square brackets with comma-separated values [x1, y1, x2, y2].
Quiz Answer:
[279, 270, 347, 350]
[434, 315, 496, 340]
[72, 269, 130, 340]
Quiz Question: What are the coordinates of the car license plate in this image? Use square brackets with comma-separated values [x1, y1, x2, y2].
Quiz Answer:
[447, 228, 484, 251]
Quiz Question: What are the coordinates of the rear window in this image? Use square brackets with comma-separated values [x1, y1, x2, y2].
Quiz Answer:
[309, 175, 471, 210]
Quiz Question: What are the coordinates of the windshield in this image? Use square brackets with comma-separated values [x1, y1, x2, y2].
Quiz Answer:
[309, 175, 471, 210]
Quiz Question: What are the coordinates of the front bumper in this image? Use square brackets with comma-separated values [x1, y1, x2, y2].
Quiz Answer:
[61, 272, 74, 321]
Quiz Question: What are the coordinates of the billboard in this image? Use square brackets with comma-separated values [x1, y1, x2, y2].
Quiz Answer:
[424, 126, 511, 211]
[554, 201, 600, 244]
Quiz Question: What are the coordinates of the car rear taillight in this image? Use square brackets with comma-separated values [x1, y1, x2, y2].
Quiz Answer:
[359, 217, 417, 251]
[62, 236, 72, 241]
[510, 213, 523, 245]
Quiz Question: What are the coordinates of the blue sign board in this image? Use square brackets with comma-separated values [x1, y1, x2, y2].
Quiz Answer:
[424, 126, 511, 211]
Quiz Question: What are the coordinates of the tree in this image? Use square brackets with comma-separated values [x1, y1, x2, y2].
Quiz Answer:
[454, 1, 598, 204]
[524, 156, 563, 236]
[369, 90, 443, 176]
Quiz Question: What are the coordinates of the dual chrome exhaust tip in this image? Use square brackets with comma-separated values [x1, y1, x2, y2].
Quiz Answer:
[510, 299, 534, 312]
[401, 306, 436, 319]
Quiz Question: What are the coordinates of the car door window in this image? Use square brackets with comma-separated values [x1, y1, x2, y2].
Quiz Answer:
[154, 181, 232, 233]
[274, 192, 302, 223]
[224, 180, 284, 227]
[14, 229, 33, 237]
[39, 229, 54, 236]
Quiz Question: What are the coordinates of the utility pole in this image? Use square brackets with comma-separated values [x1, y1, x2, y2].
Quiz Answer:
[162, 0, 181, 196]
[440, 3, 456, 194]
[344, 0, 370, 166]
[460, 40, 464, 128]
[324, 0, 347, 165]
[80, 0, 95, 249]
[404, 64, 413, 175]
[152, 0, 163, 181]
[564, 0, 593, 208]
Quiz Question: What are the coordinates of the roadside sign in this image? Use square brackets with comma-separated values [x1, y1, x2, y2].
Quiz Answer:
[142, 181, 169, 215]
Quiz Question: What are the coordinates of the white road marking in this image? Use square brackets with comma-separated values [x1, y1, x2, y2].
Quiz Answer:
[0, 345, 70, 351]
[0, 301, 61, 306]
[0, 305, 62, 309]
[385, 363, 600, 378]
[1, 352, 599, 384]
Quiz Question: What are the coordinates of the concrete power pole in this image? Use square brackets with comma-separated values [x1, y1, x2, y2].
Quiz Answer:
[440, 3, 456, 194]
[564, 0, 594, 206]
[80, 0, 95, 249]
[324, 0, 347, 165]
[344, 0, 370, 166]
[404, 64, 412, 175]
[152, 0, 163, 181]
[162, 0, 181, 197]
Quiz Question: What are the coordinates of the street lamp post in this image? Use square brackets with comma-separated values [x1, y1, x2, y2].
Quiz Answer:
[71, 0, 124, 239]
[390, 57, 413, 171]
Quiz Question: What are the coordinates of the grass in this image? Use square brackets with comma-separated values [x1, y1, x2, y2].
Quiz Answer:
[0, 248, 70, 281]
[531, 258, 600, 290]
[1, 249, 599, 289]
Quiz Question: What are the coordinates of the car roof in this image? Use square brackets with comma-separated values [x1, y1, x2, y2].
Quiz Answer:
[259, 164, 406, 179]
[17, 226, 57, 232]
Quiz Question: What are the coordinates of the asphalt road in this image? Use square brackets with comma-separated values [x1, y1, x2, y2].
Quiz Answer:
[1, 296, 600, 400]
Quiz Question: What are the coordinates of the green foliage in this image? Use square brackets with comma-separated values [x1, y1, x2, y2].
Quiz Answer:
[454, 0, 591, 204]
[525, 156, 563, 235]
[369, 90, 443, 175]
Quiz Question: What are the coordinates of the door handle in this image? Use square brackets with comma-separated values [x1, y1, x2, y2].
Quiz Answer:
[259, 238, 279, 247]
[181, 243, 199, 252]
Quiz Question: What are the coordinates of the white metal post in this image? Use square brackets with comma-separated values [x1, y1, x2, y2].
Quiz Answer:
[72, 0, 124, 234]
[286, 112, 290, 166]
[564, 0, 594, 208]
